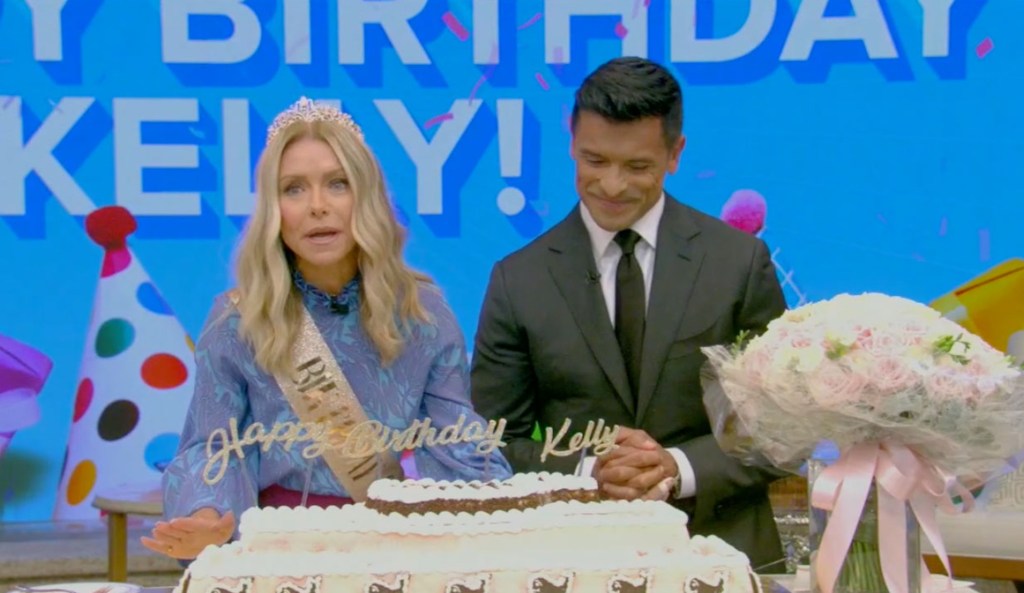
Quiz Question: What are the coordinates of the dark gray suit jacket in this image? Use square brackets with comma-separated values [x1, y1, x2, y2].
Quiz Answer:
[471, 195, 788, 570]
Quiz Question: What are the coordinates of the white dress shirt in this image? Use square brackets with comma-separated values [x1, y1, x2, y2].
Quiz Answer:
[577, 194, 697, 499]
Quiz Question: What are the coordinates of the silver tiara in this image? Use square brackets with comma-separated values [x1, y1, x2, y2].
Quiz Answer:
[265, 96, 363, 145]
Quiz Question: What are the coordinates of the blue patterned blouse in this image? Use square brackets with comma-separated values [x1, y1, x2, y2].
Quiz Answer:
[162, 271, 512, 524]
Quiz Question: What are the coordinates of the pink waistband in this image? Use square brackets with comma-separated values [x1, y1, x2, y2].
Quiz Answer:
[258, 483, 355, 508]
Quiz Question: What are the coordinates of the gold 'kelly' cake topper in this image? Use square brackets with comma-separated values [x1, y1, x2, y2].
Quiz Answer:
[201, 415, 622, 485]
[540, 418, 619, 463]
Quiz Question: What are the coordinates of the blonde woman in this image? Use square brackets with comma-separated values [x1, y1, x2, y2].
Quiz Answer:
[144, 98, 511, 560]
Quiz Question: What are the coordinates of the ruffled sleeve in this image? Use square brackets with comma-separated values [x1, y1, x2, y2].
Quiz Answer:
[412, 286, 513, 481]
[161, 294, 260, 525]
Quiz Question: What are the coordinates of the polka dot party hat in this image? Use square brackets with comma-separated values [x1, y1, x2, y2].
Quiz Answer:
[53, 206, 195, 519]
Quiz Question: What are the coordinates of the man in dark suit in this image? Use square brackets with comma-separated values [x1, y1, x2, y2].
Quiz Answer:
[471, 57, 788, 570]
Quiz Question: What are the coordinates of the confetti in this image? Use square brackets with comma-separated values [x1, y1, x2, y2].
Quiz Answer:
[442, 11, 470, 42]
[975, 37, 994, 59]
[424, 112, 454, 129]
[287, 34, 310, 59]
[696, 170, 716, 179]
[614, 22, 629, 39]
[518, 13, 542, 30]
[467, 44, 499, 105]
[468, 75, 487, 105]
[535, 73, 550, 90]
[939, 217, 948, 237]
[979, 228, 991, 261]
[553, 46, 565, 66]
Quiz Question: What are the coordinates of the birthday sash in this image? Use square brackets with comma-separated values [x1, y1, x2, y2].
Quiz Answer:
[229, 291, 403, 502]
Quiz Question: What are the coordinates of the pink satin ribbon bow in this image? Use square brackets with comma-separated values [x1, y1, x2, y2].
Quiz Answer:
[810, 442, 974, 593]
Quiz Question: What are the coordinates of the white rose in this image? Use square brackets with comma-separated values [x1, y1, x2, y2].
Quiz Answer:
[793, 347, 826, 373]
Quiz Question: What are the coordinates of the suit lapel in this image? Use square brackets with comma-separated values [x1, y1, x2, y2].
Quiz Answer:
[636, 198, 705, 424]
[547, 208, 635, 415]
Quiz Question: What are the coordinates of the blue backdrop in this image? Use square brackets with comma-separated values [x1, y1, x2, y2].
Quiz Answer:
[1, 0, 1021, 522]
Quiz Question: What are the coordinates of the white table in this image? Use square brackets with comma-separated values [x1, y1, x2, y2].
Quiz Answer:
[922, 511, 1024, 582]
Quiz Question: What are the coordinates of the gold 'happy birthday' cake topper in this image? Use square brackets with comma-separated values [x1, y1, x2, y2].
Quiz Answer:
[201, 415, 621, 485]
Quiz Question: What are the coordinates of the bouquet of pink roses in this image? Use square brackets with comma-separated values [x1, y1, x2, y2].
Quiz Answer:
[700, 293, 1024, 593]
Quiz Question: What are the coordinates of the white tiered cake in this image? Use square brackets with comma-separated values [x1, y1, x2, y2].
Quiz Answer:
[174, 473, 762, 593]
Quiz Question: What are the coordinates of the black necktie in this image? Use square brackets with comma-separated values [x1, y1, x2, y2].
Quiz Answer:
[614, 229, 645, 402]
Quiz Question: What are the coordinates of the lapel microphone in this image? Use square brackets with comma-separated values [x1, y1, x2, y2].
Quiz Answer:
[329, 299, 350, 315]
[585, 270, 601, 285]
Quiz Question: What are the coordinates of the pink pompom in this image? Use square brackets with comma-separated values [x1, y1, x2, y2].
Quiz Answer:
[720, 189, 767, 235]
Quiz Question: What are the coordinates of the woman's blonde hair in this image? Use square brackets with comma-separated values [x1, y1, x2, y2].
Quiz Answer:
[232, 115, 431, 377]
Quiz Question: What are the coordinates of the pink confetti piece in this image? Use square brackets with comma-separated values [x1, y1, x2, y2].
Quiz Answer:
[468, 74, 488, 105]
[442, 11, 470, 42]
[632, 0, 642, 18]
[424, 112, 454, 129]
[553, 46, 565, 65]
[518, 13, 542, 30]
[645, 0, 652, 6]
[975, 37, 994, 59]
[288, 34, 310, 57]
[979, 228, 991, 261]
[535, 73, 550, 90]
[467, 44, 499, 105]
[938, 217, 948, 236]
[614, 22, 629, 39]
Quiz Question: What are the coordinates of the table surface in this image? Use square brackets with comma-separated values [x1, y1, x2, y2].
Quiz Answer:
[91, 483, 164, 516]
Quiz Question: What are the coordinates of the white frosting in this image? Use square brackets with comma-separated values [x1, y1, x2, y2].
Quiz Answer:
[239, 499, 685, 538]
[185, 473, 758, 593]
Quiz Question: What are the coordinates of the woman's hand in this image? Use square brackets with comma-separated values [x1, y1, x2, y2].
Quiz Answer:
[141, 508, 235, 559]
